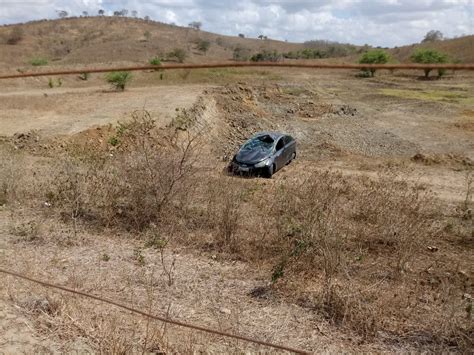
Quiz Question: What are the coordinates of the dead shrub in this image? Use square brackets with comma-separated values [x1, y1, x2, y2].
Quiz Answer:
[49, 110, 198, 232]
[265, 170, 437, 338]
[48, 158, 88, 237]
[205, 176, 245, 253]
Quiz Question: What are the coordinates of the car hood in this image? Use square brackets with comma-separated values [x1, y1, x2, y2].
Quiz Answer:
[235, 148, 271, 164]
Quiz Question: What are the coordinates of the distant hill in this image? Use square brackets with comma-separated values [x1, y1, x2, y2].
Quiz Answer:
[390, 35, 474, 63]
[0, 17, 300, 68]
[0, 17, 472, 70]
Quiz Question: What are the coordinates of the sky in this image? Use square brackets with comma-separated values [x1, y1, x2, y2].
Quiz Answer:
[0, 0, 473, 47]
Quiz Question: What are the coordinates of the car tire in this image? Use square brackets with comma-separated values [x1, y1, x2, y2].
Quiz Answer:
[263, 164, 275, 178]
[288, 151, 296, 164]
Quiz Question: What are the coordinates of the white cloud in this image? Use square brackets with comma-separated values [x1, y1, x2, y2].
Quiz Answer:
[0, 0, 472, 46]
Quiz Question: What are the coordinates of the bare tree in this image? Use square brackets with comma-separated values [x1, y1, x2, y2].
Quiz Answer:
[131, 10, 138, 17]
[144, 15, 150, 21]
[188, 21, 202, 30]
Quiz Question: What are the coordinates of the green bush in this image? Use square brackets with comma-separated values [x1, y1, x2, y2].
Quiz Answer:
[410, 49, 449, 78]
[250, 50, 281, 62]
[358, 49, 390, 77]
[29, 57, 48, 66]
[105, 71, 132, 91]
[149, 57, 162, 66]
[283, 48, 325, 59]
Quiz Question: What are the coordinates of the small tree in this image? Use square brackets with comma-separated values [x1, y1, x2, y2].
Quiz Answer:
[358, 49, 390, 77]
[105, 71, 132, 91]
[131, 10, 138, 17]
[258, 35, 264, 40]
[238, 33, 245, 38]
[82, 11, 88, 17]
[167, 48, 187, 63]
[98, 9, 105, 16]
[196, 39, 210, 53]
[144, 15, 150, 21]
[422, 30, 443, 43]
[410, 49, 448, 77]
[188, 21, 202, 30]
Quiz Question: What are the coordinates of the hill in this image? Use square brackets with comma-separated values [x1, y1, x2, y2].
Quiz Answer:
[0, 17, 472, 70]
[390, 35, 474, 63]
[0, 17, 303, 68]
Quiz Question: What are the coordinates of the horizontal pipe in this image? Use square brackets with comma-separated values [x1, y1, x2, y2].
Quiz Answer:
[1, 62, 473, 80]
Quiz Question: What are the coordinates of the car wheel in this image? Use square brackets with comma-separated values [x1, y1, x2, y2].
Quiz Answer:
[288, 151, 296, 164]
[263, 164, 275, 178]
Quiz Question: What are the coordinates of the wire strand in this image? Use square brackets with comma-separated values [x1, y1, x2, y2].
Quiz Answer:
[0, 267, 310, 354]
[0, 62, 472, 79]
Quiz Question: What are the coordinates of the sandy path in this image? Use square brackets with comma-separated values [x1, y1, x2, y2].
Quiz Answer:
[0, 84, 208, 136]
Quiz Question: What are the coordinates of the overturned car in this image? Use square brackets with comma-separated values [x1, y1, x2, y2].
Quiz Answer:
[228, 132, 296, 178]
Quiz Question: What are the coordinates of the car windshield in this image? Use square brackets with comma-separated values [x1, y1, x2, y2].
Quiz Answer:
[241, 134, 274, 153]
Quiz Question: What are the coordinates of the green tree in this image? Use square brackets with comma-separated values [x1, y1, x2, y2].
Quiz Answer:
[105, 71, 132, 91]
[358, 49, 390, 77]
[410, 48, 448, 78]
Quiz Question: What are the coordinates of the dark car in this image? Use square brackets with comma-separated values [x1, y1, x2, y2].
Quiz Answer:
[229, 132, 296, 178]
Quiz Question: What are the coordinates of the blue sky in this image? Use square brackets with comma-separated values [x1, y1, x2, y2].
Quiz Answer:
[0, 0, 472, 46]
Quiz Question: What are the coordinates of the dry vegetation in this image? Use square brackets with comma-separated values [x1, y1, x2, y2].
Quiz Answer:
[1, 90, 472, 351]
[0, 26, 473, 349]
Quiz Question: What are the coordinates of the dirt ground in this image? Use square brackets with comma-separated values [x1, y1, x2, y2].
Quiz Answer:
[0, 69, 473, 353]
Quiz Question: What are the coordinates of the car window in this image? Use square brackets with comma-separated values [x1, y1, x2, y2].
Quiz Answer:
[276, 138, 285, 151]
[241, 135, 274, 153]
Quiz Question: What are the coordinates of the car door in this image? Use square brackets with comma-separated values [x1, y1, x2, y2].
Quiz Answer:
[274, 137, 286, 170]
[284, 135, 295, 163]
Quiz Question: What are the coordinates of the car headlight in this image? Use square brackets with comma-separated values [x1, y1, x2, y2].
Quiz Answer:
[254, 159, 270, 168]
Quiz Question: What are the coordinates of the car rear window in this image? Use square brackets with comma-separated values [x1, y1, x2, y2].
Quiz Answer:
[241, 135, 274, 152]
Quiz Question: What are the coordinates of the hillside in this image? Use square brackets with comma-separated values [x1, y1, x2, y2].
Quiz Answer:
[0, 17, 472, 71]
[390, 35, 474, 63]
[0, 17, 305, 68]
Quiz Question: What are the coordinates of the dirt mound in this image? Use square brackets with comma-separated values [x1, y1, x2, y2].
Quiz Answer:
[207, 83, 358, 159]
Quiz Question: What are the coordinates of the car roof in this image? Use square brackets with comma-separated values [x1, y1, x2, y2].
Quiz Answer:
[251, 131, 286, 140]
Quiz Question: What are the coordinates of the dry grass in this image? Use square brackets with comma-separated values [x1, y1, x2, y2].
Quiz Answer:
[1, 102, 472, 352]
